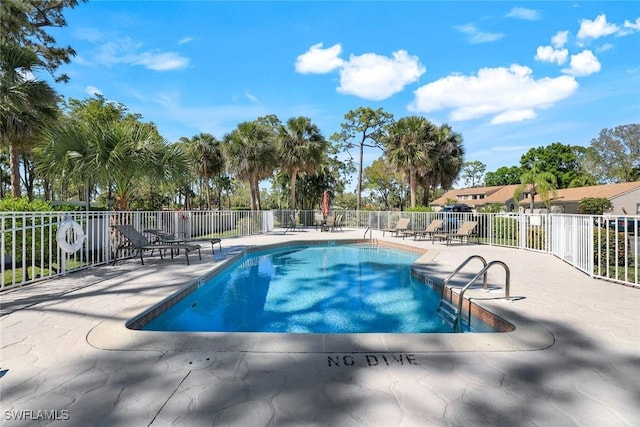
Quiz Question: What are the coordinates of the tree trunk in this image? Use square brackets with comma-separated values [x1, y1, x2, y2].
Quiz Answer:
[10, 142, 21, 198]
[289, 169, 298, 210]
[421, 177, 431, 206]
[409, 171, 417, 208]
[357, 142, 364, 211]
[530, 188, 536, 212]
[21, 154, 35, 201]
[205, 177, 212, 210]
[249, 177, 260, 211]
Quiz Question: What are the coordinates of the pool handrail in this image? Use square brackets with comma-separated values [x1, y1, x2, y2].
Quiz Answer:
[454, 260, 511, 331]
[442, 255, 488, 298]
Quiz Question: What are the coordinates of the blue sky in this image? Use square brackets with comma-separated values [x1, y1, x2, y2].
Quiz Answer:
[48, 1, 640, 188]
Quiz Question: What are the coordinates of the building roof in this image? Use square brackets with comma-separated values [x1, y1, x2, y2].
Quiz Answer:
[482, 184, 521, 204]
[431, 184, 523, 208]
[431, 181, 640, 209]
[519, 181, 640, 205]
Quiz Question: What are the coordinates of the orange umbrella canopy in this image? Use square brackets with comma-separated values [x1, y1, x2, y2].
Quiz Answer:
[322, 191, 330, 215]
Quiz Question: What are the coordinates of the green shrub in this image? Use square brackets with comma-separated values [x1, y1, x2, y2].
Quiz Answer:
[527, 227, 545, 248]
[492, 217, 519, 241]
[594, 229, 634, 267]
[0, 197, 52, 212]
[480, 203, 506, 213]
[578, 198, 612, 215]
[1, 197, 57, 267]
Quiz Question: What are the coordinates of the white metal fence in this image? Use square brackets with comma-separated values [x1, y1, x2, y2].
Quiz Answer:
[1, 209, 638, 290]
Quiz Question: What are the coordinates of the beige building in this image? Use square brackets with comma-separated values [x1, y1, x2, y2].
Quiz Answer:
[431, 181, 640, 214]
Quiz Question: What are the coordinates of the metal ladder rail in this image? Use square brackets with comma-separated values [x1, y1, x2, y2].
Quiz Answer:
[436, 255, 487, 330]
[364, 226, 371, 240]
[453, 260, 511, 332]
[441, 255, 488, 298]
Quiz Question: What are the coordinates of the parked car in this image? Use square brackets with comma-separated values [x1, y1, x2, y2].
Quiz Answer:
[440, 204, 473, 232]
[442, 204, 472, 213]
[602, 216, 638, 234]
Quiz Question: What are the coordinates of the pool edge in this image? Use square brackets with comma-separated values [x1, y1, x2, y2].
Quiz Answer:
[86, 240, 555, 353]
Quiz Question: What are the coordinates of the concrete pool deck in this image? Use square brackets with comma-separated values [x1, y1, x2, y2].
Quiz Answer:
[1, 228, 639, 426]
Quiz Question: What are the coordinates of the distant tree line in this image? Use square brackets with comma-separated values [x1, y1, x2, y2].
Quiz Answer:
[480, 127, 639, 188]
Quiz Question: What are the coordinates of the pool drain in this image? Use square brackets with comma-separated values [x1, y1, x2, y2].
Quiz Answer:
[183, 354, 216, 370]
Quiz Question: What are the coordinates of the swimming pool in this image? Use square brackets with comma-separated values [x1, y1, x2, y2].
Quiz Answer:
[140, 243, 498, 333]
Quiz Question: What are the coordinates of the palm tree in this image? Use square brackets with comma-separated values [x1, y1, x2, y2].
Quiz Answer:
[421, 124, 465, 205]
[222, 120, 277, 210]
[277, 116, 327, 210]
[0, 42, 58, 198]
[37, 120, 190, 210]
[184, 133, 224, 209]
[34, 118, 91, 205]
[514, 167, 558, 212]
[384, 116, 434, 208]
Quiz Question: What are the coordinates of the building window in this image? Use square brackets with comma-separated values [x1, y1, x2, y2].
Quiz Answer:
[636, 203, 640, 214]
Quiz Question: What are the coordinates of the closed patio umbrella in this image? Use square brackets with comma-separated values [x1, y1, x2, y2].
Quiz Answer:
[322, 191, 330, 216]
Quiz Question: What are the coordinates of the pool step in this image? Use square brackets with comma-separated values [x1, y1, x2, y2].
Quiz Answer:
[436, 298, 469, 332]
[436, 299, 458, 327]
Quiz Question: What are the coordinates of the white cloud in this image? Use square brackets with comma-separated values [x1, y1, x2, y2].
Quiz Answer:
[624, 17, 640, 31]
[245, 91, 258, 103]
[455, 24, 504, 44]
[551, 31, 569, 49]
[492, 109, 537, 125]
[86, 85, 103, 96]
[20, 70, 35, 81]
[535, 45, 568, 65]
[619, 18, 640, 36]
[295, 44, 425, 100]
[408, 64, 579, 124]
[597, 43, 613, 53]
[562, 50, 601, 76]
[178, 37, 195, 45]
[87, 36, 189, 71]
[506, 7, 540, 21]
[577, 14, 619, 40]
[74, 27, 104, 43]
[337, 50, 425, 100]
[295, 43, 344, 73]
[133, 52, 189, 71]
[492, 145, 533, 152]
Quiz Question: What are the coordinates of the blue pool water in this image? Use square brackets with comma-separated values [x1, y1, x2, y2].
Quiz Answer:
[143, 244, 495, 333]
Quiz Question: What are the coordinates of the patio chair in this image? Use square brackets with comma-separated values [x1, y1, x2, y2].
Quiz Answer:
[284, 214, 298, 233]
[381, 217, 410, 237]
[145, 229, 222, 254]
[314, 213, 325, 230]
[432, 221, 478, 246]
[334, 214, 344, 231]
[403, 219, 444, 240]
[322, 215, 336, 232]
[112, 224, 201, 266]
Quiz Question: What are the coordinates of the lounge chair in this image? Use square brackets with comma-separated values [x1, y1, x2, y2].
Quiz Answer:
[284, 214, 298, 233]
[314, 213, 325, 230]
[382, 217, 410, 237]
[144, 229, 222, 254]
[112, 224, 201, 265]
[334, 214, 344, 231]
[432, 221, 478, 245]
[403, 219, 444, 240]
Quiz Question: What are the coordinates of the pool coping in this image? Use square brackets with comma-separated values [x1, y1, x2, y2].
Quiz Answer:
[86, 240, 555, 353]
